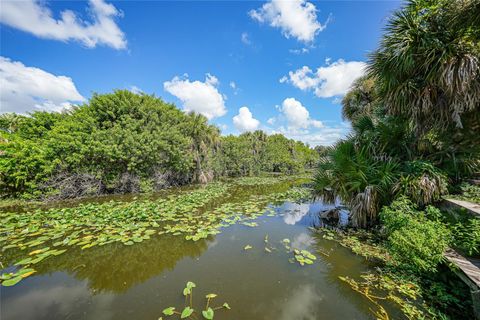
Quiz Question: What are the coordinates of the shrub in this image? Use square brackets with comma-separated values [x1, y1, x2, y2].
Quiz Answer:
[380, 198, 451, 273]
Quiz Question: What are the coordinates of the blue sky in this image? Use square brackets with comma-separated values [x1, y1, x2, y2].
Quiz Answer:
[0, 0, 401, 145]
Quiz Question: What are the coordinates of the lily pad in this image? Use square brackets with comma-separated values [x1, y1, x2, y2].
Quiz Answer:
[181, 306, 194, 318]
[202, 307, 214, 319]
[2, 276, 23, 287]
[162, 307, 175, 315]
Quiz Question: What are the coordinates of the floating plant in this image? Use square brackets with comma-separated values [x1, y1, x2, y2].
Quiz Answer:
[160, 281, 230, 319]
[1, 176, 312, 287]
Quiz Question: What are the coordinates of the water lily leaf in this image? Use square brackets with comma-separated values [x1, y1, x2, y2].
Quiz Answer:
[183, 287, 191, 296]
[181, 306, 194, 318]
[2, 276, 22, 287]
[186, 281, 196, 289]
[202, 307, 214, 319]
[265, 247, 272, 253]
[29, 247, 49, 255]
[205, 293, 217, 299]
[244, 245, 252, 250]
[15, 257, 33, 266]
[162, 307, 175, 315]
[222, 302, 231, 310]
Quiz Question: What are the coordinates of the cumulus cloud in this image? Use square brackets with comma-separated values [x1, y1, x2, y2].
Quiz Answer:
[0, 0, 126, 49]
[129, 86, 143, 94]
[163, 73, 227, 119]
[233, 106, 260, 132]
[249, 0, 327, 43]
[279, 98, 323, 129]
[281, 59, 366, 97]
[271, 124, 350, 146]
[0, 57, 85, 114]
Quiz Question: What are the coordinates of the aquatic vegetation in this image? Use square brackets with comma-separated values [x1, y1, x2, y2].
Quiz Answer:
[292, 249, 317, 266]
[1, 176, 311, 286]
[317, 227, 472, 319]
[160, 281, 230, 319]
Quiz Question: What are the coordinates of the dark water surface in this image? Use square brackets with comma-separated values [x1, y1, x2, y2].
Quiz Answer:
[1, 179, 404, 320]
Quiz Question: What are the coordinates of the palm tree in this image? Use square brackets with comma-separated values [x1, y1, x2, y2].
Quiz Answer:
[368, 0, 480, 135]
[187, 113, 220, 183]
[0, 113, 27, 133]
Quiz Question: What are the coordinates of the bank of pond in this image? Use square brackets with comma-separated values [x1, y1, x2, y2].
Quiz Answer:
[0, 176, 473, 319]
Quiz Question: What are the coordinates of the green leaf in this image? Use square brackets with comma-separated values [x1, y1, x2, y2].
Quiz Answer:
[2, 276, 23, 287]
[222, 302, 231, 310]
[205, 293, 217, 299]
[202, 307, 214, 319]
[244, 245, 252, 250]
[162, 307, 175, 316]
[181, 306, 194, 318]
[186, 281, 196, 289]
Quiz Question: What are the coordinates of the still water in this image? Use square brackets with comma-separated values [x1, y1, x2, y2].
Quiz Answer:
[1, 179, 404, 320]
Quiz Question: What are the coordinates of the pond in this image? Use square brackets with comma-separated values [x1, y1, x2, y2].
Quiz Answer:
[1, 176, 406, 320]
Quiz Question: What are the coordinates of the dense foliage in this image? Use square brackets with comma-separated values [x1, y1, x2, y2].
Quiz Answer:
[0, 91, 318, 199]
[314, 0, 480, 228]
[380, 197, 451, 272]
[313, 1, 480, 317]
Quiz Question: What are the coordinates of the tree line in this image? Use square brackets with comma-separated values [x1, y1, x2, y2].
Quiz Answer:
[0, 90, 319, 200]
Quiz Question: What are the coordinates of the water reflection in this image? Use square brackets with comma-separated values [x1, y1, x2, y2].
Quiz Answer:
[280, 201, 349, 227]
[2, 279, 115, 320]
[282, 203, 311, 225]
[291, 232, 315, 250]
[2, 234, 210, 293]
[1, 180, 404, 320]
[274, 284, 323, 320]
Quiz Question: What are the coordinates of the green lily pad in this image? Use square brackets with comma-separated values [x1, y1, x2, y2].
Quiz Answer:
[181, 306, 194, 318]
[2, 276, 23, 287]
[162, 307, 175, 315]
[202, 307, 214, 319]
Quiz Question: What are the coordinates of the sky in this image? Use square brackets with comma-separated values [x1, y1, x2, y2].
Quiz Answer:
[0, 0, 402, 146]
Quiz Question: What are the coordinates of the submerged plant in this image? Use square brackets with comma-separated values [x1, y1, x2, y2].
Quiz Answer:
[160, 281, 230, 319]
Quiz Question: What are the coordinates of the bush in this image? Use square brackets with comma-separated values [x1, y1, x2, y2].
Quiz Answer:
[380, 198, 451, 273]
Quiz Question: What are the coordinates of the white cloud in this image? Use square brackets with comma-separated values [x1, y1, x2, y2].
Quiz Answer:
[233, 107, 260, 132]
[241, 32, 251, 45]
[163, 74, 227, 119]
[0, 57, 85, 114]
[249, 0, 327, 43]
[289, 48, 309, 55]
[129, 86, 143, 94]
[279, 97, 323, 129]
[271, 124, 351, 146]
[267, 117, 276, 125]
[0, 0, 126, 49]
[229, 81, 239, 95]
[281, 59, 366, 97]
